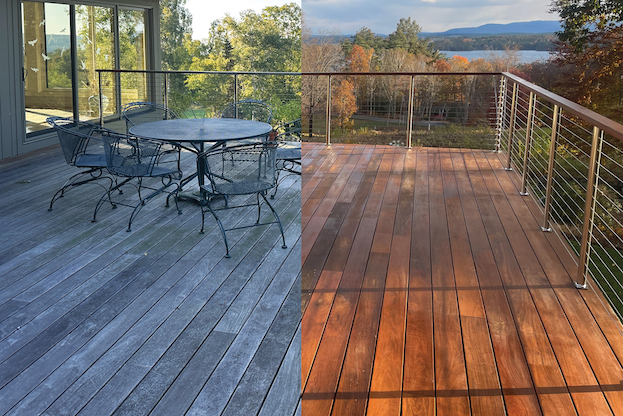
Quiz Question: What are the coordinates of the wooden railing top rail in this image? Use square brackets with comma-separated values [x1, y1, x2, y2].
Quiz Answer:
[503, 72, 623, 141]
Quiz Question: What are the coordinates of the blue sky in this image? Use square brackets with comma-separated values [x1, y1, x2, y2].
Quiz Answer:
[303, 0, 555, 34]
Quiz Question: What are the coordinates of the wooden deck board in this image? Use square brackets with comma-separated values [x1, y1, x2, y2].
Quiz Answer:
[302, 143, 623, 416]
[0, 144, 301, 416]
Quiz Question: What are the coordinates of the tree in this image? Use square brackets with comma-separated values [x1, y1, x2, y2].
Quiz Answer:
[386, 18, 436, 57]
[332, 78, 357, 129]
[553, 27, 623, 117]
[302, 19, 343, 136]
[159, 0, 193, 70]
[550, 0, 623, 120]
[550, 0, 623, 47]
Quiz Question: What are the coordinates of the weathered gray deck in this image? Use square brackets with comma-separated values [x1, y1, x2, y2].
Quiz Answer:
[0, 143, 301, 416]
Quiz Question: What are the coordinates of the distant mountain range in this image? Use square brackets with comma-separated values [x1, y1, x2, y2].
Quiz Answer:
[421, 21, 561, 37]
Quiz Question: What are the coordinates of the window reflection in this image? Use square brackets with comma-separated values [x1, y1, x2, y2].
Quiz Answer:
[22, 2, 72, 133]
[75, 5, 115, 121]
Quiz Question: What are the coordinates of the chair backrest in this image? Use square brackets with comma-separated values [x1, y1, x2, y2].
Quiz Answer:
[219, 99, 273, 124]
[47, 116, 111, 165]
[101, 131, 162, 178]
[200, 142, 278, 195]
[121, 102, 179, 133]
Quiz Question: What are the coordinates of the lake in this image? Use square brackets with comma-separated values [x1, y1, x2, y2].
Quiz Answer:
[440, 50, 551, 63]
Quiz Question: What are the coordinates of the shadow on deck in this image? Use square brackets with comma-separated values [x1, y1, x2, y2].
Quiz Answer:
[301, 142, 623, 416]
[0, 144, 301, 416]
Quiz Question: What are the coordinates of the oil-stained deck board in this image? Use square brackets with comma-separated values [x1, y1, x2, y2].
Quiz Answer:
[302, 142, 623, 416]
[0, 143, 301, 416]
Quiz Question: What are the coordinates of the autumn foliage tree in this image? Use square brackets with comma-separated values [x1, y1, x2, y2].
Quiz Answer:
[549, 0, 623, 121]
[332, 78, 358, 129]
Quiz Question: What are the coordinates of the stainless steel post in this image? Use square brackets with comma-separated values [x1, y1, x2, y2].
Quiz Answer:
[326, 75, 332, 145]
[542, 105, 560, 232]
[98, 71, 103, 126]
[520, 92, 535, 195]
[495, 76, 506, 152]
[163, 72, 169, 109]
[407, 75, 415, 148]
[575, 126, 604, 289]
[506, 82, 518, 170]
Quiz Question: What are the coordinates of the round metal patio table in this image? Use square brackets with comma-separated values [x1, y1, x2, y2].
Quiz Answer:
[129, 118, 273, 201]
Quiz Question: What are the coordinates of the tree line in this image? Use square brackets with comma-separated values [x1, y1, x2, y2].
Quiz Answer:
[302, 17, 516, 135]
[428, 34, 555, 52]
[158, 0, 301, 123]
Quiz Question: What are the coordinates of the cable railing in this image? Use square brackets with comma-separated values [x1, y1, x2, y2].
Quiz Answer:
[94, 69, 301, 128]
[305, 70, 623, 321]
[499, 72, 623, 320]
[301, 72, 500, 149]
[93, 68, 623, 322]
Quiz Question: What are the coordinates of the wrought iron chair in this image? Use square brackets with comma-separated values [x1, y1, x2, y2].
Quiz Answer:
[46, 116, 116, 211]
[93, 131, 182, 232]
[197, 142, 287, 258]
[121, 102, 182, 170]
[271, 118, 301, 199]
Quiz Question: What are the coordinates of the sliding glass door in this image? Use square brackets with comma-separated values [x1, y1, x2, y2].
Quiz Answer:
[22, 2, 72, 133]
[22, 1, 150, 135]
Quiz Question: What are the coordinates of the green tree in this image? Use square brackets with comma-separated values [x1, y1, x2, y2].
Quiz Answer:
[550, 0, 623, 47]
[159, 0, 193, 70]
[387, 18, 436, 57]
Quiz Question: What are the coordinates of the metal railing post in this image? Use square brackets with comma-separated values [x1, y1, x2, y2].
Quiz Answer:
[163, 72, 169, 109]
[407, 75, 415, 148]
[495, 76, 506, 152]
[326, 75, 331, 145]
[506, 82, 518, 170]
[575, 126, 604, 289]
[520, 92, 535, 195]
[542, 105, 560, 232]
[98, 71, 103, 126]
[234, 74, 238, 105]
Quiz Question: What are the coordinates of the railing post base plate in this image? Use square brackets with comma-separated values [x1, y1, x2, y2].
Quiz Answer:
[541, 227, 552, 232]
[574, 281, 588, 290]
[520, 191, 529, 196]
[505, 167, 513, 171]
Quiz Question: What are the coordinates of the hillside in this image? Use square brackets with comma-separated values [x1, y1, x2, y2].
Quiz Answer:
[421, 20, 561, 37]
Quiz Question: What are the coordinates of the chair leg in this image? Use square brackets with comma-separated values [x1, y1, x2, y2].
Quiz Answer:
[260, 192, 287, 249]
[126, 180, 178, 232]
[271, 168, 281, 199]
[92, 177, 132, 222]
[200, 203, 230, 258]
[49, 169, 113, 211]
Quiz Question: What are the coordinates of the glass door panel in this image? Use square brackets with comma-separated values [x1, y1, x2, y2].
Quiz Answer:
[119, 9, 148, 105]
[22, 2, 72, 134]
[75, 5, 115, 121]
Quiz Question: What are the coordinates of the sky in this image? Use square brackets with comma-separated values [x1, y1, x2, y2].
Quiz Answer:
[303, 0, 555, 35]
[186, 0, 300, 40]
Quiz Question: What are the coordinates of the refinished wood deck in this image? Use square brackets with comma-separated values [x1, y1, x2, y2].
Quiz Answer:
[0, 144, 301, 416]
[301, 142, 623, 416]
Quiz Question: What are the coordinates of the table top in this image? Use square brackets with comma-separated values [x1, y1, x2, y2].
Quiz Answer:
[129, 118, 272, 143]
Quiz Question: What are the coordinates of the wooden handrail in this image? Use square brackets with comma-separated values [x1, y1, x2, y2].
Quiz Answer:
[503, 72, 623, 142]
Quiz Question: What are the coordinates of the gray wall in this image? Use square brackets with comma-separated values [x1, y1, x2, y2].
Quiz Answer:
[0, 0, 26, 160]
